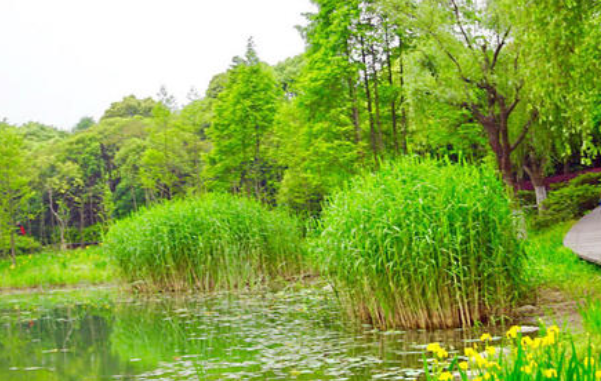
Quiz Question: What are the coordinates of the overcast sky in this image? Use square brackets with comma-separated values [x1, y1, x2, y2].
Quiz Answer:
[0, 0, 314, 130]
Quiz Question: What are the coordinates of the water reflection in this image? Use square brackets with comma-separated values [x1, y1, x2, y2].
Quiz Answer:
[0, 288, 503, 380]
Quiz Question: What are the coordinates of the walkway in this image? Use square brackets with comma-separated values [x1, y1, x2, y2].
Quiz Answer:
[564, 207, 601, 265]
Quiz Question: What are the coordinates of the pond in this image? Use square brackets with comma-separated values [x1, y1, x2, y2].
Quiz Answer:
[0, 287, 503, 380]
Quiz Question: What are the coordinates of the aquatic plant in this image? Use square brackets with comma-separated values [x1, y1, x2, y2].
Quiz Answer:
[425, 325, 599, 381]
[312, 158, 525, 329]
[105, 193, 304, 291]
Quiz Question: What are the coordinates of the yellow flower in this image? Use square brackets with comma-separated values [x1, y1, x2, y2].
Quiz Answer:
[521, 364, 533, 374]
[465, 347, 478, 358]
[506, 325, 521, 339]
[486, 346, 496, 356]
[595, 370, 601, 379]
[543, 369, 557, 378]
[585, 357, 596, 367]
[487, 362, 501, 371]
[427, 343, 442, 352]
[436, 348, 449, 359]
[548, 325, 560, 336]
[459, 361, 469, 371]
[483, 373, 491, 380]
[480, 333, 493, 342]
[521, 336, 534, 348]
[542, 333, 556, 346]
[438, 372, 453, 381]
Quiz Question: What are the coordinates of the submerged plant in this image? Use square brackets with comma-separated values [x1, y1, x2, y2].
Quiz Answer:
[312, 158, 525, 329]
[105, 193, 304, 291]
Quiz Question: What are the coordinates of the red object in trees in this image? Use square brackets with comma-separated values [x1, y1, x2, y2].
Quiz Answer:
[19, 225, 26, 236]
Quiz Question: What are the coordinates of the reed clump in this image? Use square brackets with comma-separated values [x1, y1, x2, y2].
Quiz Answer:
[105, 193, 304, 291]
[312, 158, 525, 329]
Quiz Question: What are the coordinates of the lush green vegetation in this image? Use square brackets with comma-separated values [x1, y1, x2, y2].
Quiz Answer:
[105, 193, 303, 291]
[0, 0, 600, 345]
[425, 325, 600, 381]
[524, 223, 601, 297]
[0, 247, 114, 289]
[2, 0, 600, 257]
[312, 159, 524, 329]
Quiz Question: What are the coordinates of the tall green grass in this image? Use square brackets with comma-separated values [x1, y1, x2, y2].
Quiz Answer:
[105, 193, 304, 291]
[312, 158, 525, 329]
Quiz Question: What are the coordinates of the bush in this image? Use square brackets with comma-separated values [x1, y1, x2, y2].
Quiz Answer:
[105, 193, 304, 291]
[312, 158, 525, 329]
[0, 234, 41, 257]
[534, 173, 601, 229]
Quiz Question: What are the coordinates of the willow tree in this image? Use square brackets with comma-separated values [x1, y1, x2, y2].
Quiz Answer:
[507, 0, 601, 206]
[383, 0, 539, 187]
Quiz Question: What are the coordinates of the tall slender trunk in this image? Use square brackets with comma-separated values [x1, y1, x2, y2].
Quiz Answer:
[398, 39, 408, 154]
[9, 223, 16, 265]
[348, 77, 363, 159]
[79, 204, 85, 246]
[370, 50, 384, 153]
[360, 37, 378, 161]
[384, 23, 399, 155]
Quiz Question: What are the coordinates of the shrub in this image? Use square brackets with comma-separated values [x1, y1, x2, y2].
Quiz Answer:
[105, 193, 304, 291]
[534, 173, 601, 229]
[312, 158, 525, 329]
[0, 234, 41, 256]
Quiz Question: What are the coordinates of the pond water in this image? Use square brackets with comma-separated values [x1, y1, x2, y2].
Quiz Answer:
[0, 287, 503, 380]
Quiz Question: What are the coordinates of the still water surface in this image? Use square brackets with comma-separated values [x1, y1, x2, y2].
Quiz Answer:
[0, 287, 500, 380]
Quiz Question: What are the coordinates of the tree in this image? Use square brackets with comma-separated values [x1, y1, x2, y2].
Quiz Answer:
[382, 0, 538, 187]
[73, 116, 95, 132]
[101, 95, 157, 120]
[205, 39, 283, 201]
[0, 124, 33, 263]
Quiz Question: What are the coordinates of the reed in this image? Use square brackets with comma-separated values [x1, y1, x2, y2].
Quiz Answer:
[312, 158, 525, 329]
[105, 193, 304, 291]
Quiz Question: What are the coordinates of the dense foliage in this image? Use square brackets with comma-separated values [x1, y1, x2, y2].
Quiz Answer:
[531, 172, 601, 228]
[105, 193, 303, 291]
[1, 0, 600, 271]
[312, 159, 524, 329]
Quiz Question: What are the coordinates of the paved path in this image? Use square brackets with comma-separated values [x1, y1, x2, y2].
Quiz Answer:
[564, 207, 601, 265]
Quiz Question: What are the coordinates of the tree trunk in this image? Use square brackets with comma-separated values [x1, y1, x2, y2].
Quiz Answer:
[523, 154, 548, 211]
[398, 36, 408, 154]
[384, 24, 399, 155]
[9, 224, 16, 265]
[48, 189, 66, 251]
[347, 76, 363, 159]
[370, 51, 384, 153]
[360, 37, 378, 161]
[79, 203, 85, 246]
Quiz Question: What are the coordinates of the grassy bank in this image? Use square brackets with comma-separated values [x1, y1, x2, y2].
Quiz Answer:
[0, 246, 115, 289]
[525, 222, 601, 297]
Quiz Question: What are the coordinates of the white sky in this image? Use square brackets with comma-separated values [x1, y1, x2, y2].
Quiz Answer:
[0, 0, 314, 130]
